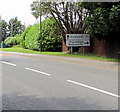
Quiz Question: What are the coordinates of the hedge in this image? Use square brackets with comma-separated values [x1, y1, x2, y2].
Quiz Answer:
[23, 18, 62, 51]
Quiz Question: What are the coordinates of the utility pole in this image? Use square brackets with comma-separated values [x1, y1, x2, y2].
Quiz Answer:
[39, 0, 42, 52]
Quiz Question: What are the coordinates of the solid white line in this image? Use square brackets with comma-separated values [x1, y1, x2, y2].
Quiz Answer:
[67, 80, 120, 98]
[25, 67, 51, 76]
[1, 61, 16, 66]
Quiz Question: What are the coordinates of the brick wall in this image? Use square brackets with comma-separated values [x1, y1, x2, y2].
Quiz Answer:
[62, 36, 106, 56]
[62, 36, 120, 58]
[90, 37, 106, 56]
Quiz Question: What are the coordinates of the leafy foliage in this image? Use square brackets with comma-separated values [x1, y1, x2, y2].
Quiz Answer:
[41, 18, 62, 51]
[4, 34, 22, 47]
[0, 17, 25, 43]
[25, 24, 40, 50]
[109, 4, 120, 34]
[8, 17, 25, 37]
[31, 2, 90, 35]
[31, 2, 120, 39]
[23, 18, 61, 51]
[4, 36, 17, 47]
[20, 25, 32, 48]
[14, 34, 22, 45]
[85, 2, 120, 37]
[0, 19, 8, 41]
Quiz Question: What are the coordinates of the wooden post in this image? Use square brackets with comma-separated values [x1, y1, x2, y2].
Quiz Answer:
[83, 47, 85, 54]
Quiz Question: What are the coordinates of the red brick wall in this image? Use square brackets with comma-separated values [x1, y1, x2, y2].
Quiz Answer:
[62, 36, 106, 56]
[90, 37, 106, 56]
[62, 36, 119, 58]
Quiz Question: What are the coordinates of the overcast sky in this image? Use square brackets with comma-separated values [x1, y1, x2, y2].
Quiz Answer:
[0, 0, 37, 26]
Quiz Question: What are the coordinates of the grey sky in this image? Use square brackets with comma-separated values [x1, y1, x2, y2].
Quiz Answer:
[0, 0, 37, 26]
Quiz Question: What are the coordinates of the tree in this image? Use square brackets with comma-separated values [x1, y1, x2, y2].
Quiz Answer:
[8, 17, 25, 37]
[23, 18, 61, 51]
[31, 1, 90, 51]
[0, 18, 8, 42]
[82, 2, 120, 38]
[20, 25, 32, 48]
[4, 36, 17, 47]
[41, 17, 62, 51]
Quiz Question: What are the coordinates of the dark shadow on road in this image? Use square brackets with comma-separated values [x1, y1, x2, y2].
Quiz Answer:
[2, 92, 116, 111]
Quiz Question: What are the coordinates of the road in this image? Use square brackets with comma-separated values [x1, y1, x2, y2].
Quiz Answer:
[0, 51, 119, 110]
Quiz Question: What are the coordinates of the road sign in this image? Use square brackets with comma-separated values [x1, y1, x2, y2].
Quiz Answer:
[66, 34, 90, 47]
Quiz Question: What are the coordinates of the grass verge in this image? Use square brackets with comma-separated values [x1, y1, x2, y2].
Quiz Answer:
[0, 47, 119, 62]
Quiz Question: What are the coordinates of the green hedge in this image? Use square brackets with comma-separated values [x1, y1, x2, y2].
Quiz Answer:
[41, 18, 62, 52]
[4, 34, 22, 47]
[4, 36, 17, 47]
[20, 25, 32, 48]
[25, 24, 39, 50]
[23, 18, 62, 51]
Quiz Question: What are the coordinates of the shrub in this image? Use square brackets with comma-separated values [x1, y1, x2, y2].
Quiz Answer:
[20, 25, 32, 48]
[15, 34, 22, 45]
[23, 18, 62, 52]
[41, 17, 62, 51]
[4, 36, 17, 47]
[25, 24, 40, 50]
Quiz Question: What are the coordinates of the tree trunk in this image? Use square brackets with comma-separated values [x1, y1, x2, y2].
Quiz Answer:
[62, 32, 68, 52]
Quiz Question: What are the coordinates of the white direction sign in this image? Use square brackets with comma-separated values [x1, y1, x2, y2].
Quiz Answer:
[66, 34, 90, 47]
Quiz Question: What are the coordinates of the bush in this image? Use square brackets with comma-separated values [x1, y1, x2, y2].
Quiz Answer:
[20, 25, 32, 48]
[4, 36, 17, 47]
[22, 18, 62, 52]
[25, 24, 40, 50]
[41, 18, 62, 52]
[15, 34, 22, 45]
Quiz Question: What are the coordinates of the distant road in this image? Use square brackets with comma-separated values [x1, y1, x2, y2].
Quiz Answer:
[1, 51, 119, 110]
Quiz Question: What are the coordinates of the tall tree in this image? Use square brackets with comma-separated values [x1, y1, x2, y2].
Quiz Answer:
[31, 1, 90, 49]
[0, 18, 8, 42]
[8, 17, 25, 37]
[82, 2, 120, 38]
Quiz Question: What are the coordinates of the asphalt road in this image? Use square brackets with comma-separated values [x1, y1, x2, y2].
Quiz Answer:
[0, 51, 119, 110]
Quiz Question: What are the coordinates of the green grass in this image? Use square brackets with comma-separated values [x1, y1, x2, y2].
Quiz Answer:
[0, 47, 66, 55]
[0, 47, 119, 62]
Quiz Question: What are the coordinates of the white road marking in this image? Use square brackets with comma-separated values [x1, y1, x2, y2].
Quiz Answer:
[67, 80, 120, 98]
[1, 61, 16, 66]
[25, 67, 51, 76]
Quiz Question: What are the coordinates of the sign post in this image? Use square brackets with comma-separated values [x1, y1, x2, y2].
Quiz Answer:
[66, 34, 90, 53]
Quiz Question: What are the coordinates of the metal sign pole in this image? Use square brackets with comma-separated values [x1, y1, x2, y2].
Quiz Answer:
[71, 47, 73, 53]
